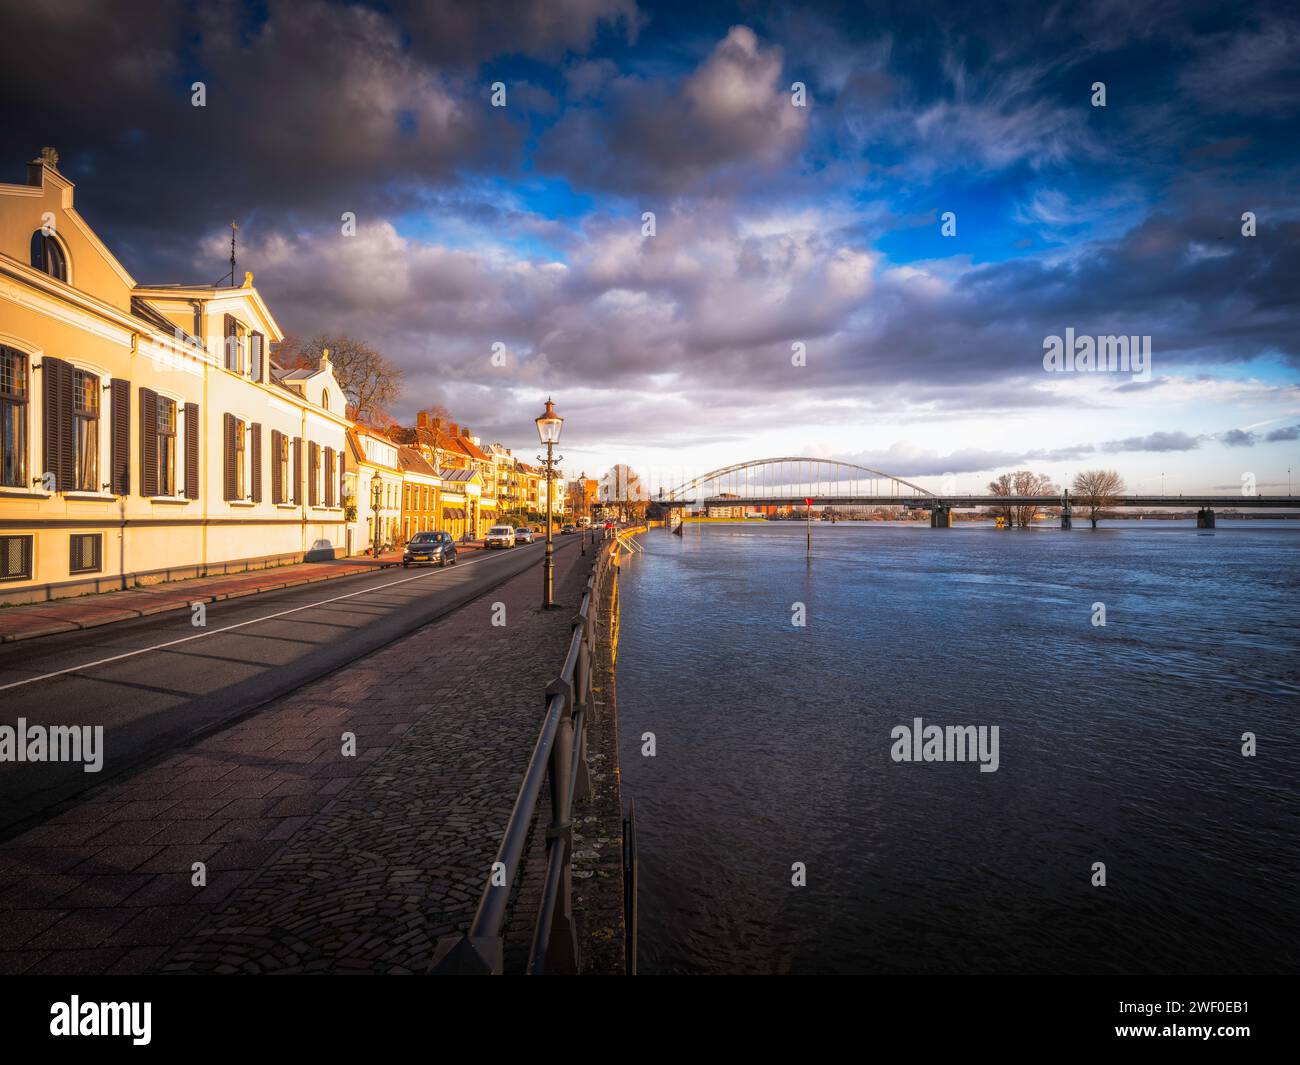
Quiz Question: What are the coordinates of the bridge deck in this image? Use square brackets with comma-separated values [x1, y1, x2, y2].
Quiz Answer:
[661, 495, 1300, 509]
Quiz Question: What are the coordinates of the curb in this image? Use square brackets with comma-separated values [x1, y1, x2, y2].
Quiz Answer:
[0, 559, 403, 644]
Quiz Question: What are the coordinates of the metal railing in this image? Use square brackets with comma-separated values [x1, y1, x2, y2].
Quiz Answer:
[431, 525, 628, 974]
[623, 798, 637, 976]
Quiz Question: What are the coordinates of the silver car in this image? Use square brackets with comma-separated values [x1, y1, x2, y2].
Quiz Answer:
[514, 527, 535, 544]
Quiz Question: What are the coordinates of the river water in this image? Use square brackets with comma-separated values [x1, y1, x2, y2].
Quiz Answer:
[614, 521, 1300, 974]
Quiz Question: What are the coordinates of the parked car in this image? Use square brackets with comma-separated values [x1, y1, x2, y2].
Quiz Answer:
[485, 525, 517, 549]
[561, 523, 578, 534]
[515, 527, 535, 544]
[403, 531, 457, 568]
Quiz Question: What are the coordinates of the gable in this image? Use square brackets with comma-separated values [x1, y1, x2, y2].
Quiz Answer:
[0, 157, 135, 311]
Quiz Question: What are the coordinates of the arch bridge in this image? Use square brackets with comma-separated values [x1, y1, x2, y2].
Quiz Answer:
[660, 457, 933, 506]
[657, 456, 1300, 528]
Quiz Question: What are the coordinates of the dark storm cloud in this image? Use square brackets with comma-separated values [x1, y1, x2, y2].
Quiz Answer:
[1265, 425, 1300, 442]
[536, 25, 808, 196]
[0, 0, 525, 279]
[397, 0, 642, 66]
[1220, 428, 1258, 446]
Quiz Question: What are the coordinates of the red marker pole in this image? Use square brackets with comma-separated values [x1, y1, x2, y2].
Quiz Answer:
[805, 497, 812, 558]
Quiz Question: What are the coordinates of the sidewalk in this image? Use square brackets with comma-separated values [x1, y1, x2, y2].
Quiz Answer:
[0, 540, 592, 975]
[0, 547, 482, 644]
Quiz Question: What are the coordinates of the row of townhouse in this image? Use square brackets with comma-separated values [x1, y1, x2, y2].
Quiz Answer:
[0, 151, 355, 604]
[382, 411, 569, 542]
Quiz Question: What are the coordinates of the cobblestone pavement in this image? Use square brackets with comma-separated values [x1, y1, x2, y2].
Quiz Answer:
[0, 541, 589, 975]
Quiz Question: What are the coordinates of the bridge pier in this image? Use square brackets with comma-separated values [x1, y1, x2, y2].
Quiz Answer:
[1060, 491, 1072, 529]
[930, 504, 952, 528]
[1197, 507, 1216, 529]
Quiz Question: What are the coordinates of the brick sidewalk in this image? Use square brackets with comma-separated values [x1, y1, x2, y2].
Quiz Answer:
[0, 549, 497, 644]
[0, 540, 590, 975]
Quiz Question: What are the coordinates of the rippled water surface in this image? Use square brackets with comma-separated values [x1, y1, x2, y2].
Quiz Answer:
[614, 521, 1300, 974]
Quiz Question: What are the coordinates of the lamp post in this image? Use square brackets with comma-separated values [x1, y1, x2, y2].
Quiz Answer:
[370, 470, 382, 558]
[535, 397, 564, 609]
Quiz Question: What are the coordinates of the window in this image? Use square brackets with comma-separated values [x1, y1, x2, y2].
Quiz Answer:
[321, 390, 329, 410]
[234, 418, 246, 498]
[308, 442, 320, 506]
[1, 347, 27, 488]
[69, 533, 102, 574]
[30, 230, 67, 282]
[275, 432, 290, 503]
[156, 397, 176, 495]
[0, 535, 32, 581]
[72, 369, 99, 491]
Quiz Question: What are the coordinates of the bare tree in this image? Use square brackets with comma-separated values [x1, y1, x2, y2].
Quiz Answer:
[988, 470, 1057, 527]
[986, 472, 1016, 526]
[1072, 469, 1126, 528]
[276, 334, 403, 425]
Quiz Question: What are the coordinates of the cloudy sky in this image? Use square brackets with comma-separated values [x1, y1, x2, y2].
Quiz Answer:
[3, 0, 1298, 494]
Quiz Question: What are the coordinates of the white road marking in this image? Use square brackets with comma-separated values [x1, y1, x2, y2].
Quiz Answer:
[0, 546, 540, 693]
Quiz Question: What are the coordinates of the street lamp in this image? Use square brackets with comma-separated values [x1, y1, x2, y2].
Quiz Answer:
[536, 397, 564, 608]
[370, 469, 383, 558]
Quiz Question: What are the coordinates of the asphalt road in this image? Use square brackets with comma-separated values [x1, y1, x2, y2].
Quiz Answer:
[0, 537, 582, 838]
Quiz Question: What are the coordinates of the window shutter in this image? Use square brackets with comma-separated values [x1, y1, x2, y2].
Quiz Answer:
[271, 430, 283, 504]
[184, 402, 199, 499]
[223, 412, 237, 500]
[250, 332, 264, 382]
[224, 314, 237, 371]
[292, 436, 302, 505]
[324, 448, 335, 506]
[308, 442, 319, 506]
[110, 378, 130, 495]
[139, 387, 158, 497]
[41, 356, 73, 491]
[250, 422, 262, 503]
[340, 454, 346, 510]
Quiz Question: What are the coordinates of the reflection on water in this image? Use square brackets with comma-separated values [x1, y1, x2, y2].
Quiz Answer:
[615, 521, 1300, 974]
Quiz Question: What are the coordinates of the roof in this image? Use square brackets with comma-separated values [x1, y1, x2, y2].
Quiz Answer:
[456, 435, 490, 461]
[438, 467, 480, 484]
[397, 446, 438, 478]
[346, 426, 401, 471]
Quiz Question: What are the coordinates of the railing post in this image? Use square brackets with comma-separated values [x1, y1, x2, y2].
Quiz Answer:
[543, 676, 579, 974]
[567, 615, 592, 800]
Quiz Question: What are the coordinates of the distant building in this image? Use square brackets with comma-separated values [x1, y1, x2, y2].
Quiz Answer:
[397, 446, 440, 543]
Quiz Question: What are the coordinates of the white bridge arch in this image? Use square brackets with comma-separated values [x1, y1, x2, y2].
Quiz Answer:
[661, 457, 934, 503]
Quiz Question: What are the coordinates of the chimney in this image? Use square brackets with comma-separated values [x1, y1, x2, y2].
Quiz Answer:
[447, 422, 459, 437]
[460, 428, 471, 439]
[27, 147, 59, 186]
[417, 410, 429, 429]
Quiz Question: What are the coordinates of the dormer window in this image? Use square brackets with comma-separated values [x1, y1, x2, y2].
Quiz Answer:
[30, 230, 67, 282]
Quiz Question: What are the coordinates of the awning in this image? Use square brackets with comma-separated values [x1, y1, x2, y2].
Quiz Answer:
[442, 507, 465, 520]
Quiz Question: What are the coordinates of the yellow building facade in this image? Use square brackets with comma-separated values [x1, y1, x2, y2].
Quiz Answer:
[0, 151, 350, 603]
